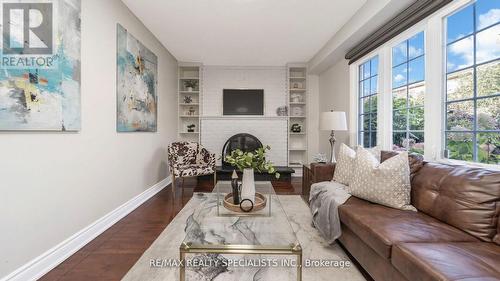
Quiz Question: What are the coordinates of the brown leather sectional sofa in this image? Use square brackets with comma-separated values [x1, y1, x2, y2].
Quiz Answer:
[308, 151, 500, 281]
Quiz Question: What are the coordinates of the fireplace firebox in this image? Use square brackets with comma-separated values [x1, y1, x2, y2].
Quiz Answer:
[221, 133, 263, 168]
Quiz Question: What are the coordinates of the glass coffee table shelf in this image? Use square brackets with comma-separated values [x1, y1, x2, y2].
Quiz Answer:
[180, 181, 302, 280]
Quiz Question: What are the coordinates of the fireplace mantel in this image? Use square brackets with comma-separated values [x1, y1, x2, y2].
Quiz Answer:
[200, 116, 288, 120]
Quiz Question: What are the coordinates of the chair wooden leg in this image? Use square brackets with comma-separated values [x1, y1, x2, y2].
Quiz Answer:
[181, 177, 185, 200]
[171, 173, 176, 200]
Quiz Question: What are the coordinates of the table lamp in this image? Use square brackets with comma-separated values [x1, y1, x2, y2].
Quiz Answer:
[319, 110, 347, 163]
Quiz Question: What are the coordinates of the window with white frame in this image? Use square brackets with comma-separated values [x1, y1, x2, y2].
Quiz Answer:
[358, 56, 379, 148]
[391, 31, 425, 154]
[445, 0, 500, 164]
[351, 0, 499, 166]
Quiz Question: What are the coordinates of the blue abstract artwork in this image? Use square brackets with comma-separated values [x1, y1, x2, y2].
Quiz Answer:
[0, 0, 81, 131]
[116, 24, 158, 132]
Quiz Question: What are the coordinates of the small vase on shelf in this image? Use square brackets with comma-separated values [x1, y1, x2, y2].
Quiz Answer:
[240, 168, 255, 202]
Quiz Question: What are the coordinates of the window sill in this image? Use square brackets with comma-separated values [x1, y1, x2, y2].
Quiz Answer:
[435, 158, 500, 171]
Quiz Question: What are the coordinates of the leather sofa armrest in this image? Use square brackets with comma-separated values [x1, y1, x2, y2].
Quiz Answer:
[311, 163, 335, 183]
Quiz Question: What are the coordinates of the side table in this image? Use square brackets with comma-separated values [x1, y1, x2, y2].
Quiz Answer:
[301, 163, 336, 199]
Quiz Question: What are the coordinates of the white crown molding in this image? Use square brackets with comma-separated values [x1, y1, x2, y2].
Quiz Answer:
[1, 177, 171, 281]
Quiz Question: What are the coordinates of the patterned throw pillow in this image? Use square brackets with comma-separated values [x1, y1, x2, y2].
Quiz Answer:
[332, 143, 356, 185]
[349, 147, 416, 211]
[364, 146, 381, 162]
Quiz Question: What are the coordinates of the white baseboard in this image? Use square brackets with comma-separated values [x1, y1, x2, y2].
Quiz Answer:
[1, 177, 171, 281]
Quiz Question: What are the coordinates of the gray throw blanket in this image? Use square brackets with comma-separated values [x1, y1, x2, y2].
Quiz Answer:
[309, 181, 351, 244]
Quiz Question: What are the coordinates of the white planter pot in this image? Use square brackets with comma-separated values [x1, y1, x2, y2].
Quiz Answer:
[240, 168, 255, 202]
[187, 87, 193, 92]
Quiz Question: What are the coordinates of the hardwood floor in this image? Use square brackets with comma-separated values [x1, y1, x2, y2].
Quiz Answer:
[39, 177, 302, 281]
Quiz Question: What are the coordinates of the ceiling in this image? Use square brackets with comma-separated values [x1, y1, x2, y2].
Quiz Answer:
[122, 0, 367, 66]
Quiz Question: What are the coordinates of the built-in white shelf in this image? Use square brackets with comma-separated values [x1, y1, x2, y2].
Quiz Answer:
[178, 63, 202, 142]
[288, 65, 308, 172]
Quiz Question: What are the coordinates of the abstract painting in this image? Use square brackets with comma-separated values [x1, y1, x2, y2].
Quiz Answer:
[0, 0, 81, 131]
[116, 24, 158, 132]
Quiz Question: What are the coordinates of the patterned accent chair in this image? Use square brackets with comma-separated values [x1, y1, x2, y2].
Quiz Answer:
[167, 142, 216, 196]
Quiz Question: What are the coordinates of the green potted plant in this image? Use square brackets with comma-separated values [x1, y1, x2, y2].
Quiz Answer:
[184, 80, 198, 92]
[224, 145, 280, 202]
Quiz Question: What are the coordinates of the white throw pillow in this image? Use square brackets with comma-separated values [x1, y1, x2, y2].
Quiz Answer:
[349, 147, 416, 211]
[363, 146, 381, 162]
[332, 143, 356, 185]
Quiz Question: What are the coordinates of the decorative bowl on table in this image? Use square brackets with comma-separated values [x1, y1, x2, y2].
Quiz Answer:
[223, 192, 267, 213]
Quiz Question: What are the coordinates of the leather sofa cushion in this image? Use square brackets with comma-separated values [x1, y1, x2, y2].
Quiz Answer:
[392, 242, 500, 281]
[339, 199, 478, 259]
[495, 215, 500, 245]
[343, 196, 368, 206]
[411, 162, 500, 242]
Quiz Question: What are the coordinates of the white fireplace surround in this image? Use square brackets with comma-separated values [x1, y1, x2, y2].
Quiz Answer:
[200, 117, 288, 166]
[199, 66, 290, 167]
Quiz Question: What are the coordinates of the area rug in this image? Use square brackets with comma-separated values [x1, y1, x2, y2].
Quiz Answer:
[122, 193, 366, 281]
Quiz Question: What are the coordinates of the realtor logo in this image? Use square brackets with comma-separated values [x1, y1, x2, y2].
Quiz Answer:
[2, 3, 53, 55]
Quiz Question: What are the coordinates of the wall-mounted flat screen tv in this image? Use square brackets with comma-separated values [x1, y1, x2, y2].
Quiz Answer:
[223, 89, 264, 115]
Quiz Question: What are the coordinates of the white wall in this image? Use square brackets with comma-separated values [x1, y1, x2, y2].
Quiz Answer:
[318, 59, 351, 155]
[0, 0, 178, 278]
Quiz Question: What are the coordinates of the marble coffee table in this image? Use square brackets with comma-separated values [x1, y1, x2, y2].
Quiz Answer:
[179, 181, 302, 280]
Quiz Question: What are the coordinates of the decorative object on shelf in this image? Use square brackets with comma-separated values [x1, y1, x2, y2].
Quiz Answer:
[231, 170, 240, 205]
[276, 106, 288, 116]
[292, 82, 303, 89]
[188, 107, 196, 116]
[117, 24, 158, 132]
[183, 80, 198, 92]
[187, 124, 196, 132]
[313, 153, 328, 163]
[0, 0, 81, 131]
[183, 95, 193, 104]
[320, 110, 348, 163]
[224, 146, 280, 203]
[291, 123, 302, 133]
[292, 106, 303, 116]
[291, 93, 302, 103]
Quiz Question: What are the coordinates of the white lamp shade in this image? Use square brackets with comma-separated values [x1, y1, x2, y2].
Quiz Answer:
[319, 111, 347, 131]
